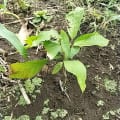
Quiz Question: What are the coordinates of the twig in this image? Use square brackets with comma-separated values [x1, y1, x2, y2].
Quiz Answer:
[35, 45, 43, 54]
[1, 74, 17, 83]
[10, 111, 13, 120]
[59, 80, 71, 102]
[8, 51, 18, 56]
[0, 57, 7, 72]
[0, 57, 6, 65]
[4, 17, 34, 25]
[18, 81, 31, 104]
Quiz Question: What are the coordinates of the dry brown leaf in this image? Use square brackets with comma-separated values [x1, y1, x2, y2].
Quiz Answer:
[17, 21, 33, 45]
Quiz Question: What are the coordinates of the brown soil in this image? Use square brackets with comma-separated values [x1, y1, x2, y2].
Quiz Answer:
[0, 0, 120, 120]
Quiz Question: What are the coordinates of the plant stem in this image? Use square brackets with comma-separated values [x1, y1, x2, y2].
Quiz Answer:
[59, 80, 71, 102]
[4, 17, 34, 25]
[63, 67, 68, 84]
[2, 11, 20, 20]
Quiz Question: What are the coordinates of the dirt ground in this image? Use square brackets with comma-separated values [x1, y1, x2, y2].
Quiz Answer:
[0, 0, 120, 120]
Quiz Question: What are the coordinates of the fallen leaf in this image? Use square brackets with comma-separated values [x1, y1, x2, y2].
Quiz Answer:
[17, 21, 33, 45]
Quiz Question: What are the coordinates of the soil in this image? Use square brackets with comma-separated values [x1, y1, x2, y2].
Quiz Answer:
[0, 0, 120, 120]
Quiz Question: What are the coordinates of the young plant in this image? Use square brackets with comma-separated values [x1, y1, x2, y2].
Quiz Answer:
[17, 0, 30, 11]
[32, 10, 52, 24]
[0, 7, 109, 92]
[26, 7, 109, 92]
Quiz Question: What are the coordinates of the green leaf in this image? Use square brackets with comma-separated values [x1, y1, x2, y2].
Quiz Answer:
[66, 7, 84, 39]
[52, 62, 63, 74]
[17, 115, 30, 120]
[34, 10, 47, 17]
[60, 30, 70, 59]
[32, 17, 42, 24]
[25, 35, 39, 48]
[44, 41, 61, 59]
[31, 29, 59, 47]
[69, 46, 80, 59]
[32, 77, 42, 86]
[24, 79, 35, 94]
[0, 23, 27, 58]
[4, 116, 12, 120]
[18, 96, 26, 106]
[74, 32, 109, 47]
[64, 60, 86, 92]
[0, 4, 4, 9]
[9, 59, 47, 79]
[35, 116, 43, 120]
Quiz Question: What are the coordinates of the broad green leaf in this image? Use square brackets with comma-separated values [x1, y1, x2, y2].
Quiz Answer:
[44, 41, 61, 59]
[74, 32, 109, 47]
[70, 46, 80, 59]
[52, 62, 63, 74]
[64, 60, 86, 92]
[31, 29, 59, 47]
[9, 59, 47, 79]
[0, 23, 27, 58]
[60, 30, 70, 59]
[66, 7, 84, 39]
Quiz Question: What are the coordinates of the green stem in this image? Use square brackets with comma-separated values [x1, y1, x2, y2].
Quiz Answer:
[63, 67, 68, 85]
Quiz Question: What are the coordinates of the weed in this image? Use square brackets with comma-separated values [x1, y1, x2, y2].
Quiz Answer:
[80, 0, 120, 31]
[32, 10, 52, 24]
[35, 116, 43, 120]
[104, 78, 117, 94]
[50, 109, 68, 119]
[97, 100, 105, 107]
[4, 115, 30, 120]
[3, 99, 68, 120]
[17, 0, 30, 11]
[41, 99, 68, 120]
[18, 77, 43, 106]
[103, 108, 120, 120]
